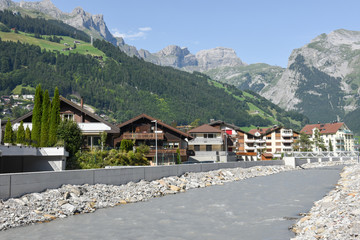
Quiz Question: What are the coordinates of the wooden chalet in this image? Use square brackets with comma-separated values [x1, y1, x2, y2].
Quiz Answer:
[3, 96, 119, 148]
[114, 114, 193, 164]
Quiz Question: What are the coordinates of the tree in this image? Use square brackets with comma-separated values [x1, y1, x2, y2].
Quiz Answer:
[57, 120, 82, 157]
[313, 129, 327, 151]
[329, 140, 334, 152]
[16, 121, 25, 144]
[48, 87, 60, 146]
[176, 148, 181, 164]
[294, 132, 313, 152]
[25, 125, 31, 146]
[31, 84, 42, 147]
[3, 118, 12, 144]
[120, 139, 134, 152]
[100, 131, 107, 151]
[40, 90, 50, 147]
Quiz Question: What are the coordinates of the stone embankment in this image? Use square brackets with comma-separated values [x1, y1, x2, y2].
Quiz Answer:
[292, 161, 360, 239]
[0, 165, 294, 231]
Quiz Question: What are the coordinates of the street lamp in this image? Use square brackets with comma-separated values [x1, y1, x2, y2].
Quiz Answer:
[151, 120, 158, 166]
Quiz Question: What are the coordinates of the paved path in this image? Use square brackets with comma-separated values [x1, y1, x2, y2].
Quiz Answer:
[0, 166, 344, 240]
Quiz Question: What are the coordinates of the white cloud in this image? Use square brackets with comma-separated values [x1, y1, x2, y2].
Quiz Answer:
[112, 27, 152, 40]
[138, 27, 152, 32]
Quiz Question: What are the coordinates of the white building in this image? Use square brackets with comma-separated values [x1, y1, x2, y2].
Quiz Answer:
[301, 122, 357, 152]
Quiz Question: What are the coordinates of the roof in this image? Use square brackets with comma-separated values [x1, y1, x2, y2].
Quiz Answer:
[188, 124, 222, 133]
[248, 126, 284, 136]
[301, 122, 344, 135]
[208, 120, 248, 134]
[118, 113, 192, 139]
[262, 153, 273, 158]
[3, 96, 119, 133]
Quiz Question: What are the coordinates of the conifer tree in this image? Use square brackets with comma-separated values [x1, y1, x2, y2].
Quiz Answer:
[31, 84, 42, 147]
[48, 87, 60, 146]
[4, 118, 12, 144]
[25, 125, 31, 146]
[16, 121, 25, 144]
[40, 90, 50, 147]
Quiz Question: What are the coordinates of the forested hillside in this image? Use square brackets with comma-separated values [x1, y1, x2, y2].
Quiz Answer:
[0, 11, 309, 129]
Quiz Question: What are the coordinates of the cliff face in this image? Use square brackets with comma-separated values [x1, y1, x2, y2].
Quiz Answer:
[260, 29, 360, 122]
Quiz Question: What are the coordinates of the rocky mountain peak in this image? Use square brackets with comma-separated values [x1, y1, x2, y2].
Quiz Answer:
[0, 0, 14, 10]
[156, 45, 190, 57]
[195, 47, 246, 70]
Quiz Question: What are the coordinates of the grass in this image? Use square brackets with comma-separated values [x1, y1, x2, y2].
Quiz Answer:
[0, 30, 106, 58]
[12, 84, 36, 95]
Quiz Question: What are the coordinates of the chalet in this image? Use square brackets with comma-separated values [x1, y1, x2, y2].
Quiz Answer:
[74, 40, 81, 44]
[114, 114, 192, 165]
[301, 122, 357, 152]
[3, 96, 119, 148]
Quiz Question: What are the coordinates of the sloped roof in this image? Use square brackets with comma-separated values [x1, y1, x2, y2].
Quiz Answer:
[188, 124, 222, 133]
[118, 113, 192, 139]
[301, 122, 344, 135]
[248, 126, 284, 136]
[4, 96, 119, 133]
[208, 120, 248, 134]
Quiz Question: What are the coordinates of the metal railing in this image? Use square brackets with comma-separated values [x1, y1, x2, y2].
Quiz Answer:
[290, 151, 358, 158]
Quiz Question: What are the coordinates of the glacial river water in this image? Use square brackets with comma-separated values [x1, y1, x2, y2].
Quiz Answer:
[0, 165, 344, 240]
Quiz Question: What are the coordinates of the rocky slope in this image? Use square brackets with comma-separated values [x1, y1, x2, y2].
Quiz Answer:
[0, 0, 119, 45]
[261, 29, 360, 123]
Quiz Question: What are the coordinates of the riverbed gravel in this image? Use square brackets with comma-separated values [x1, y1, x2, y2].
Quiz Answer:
[291, 160, 360, 240]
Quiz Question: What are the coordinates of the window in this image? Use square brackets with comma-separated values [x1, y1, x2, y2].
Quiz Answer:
[204, 133, 214, 138]
[194, 145, 200, 151]
[191, 133, 197, 138]
[206, 145, 212, 151]
[62, 113, 74, 121]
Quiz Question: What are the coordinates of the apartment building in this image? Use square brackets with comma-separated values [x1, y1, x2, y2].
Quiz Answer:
[301, 122, 357, 152]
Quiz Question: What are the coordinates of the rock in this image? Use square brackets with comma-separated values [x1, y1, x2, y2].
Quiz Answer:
[61, 203, 76, 213]
[43, 214, 56, 220]
[169, 185, 180, 192]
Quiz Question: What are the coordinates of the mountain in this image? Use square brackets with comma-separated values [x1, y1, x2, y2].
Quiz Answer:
[0, 11, 309, 130]
[0, 0, 119, 45]
[260, 29, 360, 123]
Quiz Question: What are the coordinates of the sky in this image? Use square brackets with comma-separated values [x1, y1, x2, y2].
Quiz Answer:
[13, 0, 360, 67]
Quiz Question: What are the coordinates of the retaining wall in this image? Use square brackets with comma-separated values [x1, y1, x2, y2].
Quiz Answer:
[0, 160, 284, 200]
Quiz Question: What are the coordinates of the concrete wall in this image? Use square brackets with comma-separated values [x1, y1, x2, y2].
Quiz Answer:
[0, 160, 285, 200]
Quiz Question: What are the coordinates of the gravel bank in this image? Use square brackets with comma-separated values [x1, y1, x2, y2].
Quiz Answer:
[0, 165, 294, 231]
[292, 160, 359, 239]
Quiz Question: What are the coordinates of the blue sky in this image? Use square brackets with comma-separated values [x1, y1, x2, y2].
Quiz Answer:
[14, 0, 360, 67]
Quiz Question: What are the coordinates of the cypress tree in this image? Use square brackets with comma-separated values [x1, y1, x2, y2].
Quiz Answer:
[31, 84, 42, 147]
[48, 87, 60, 146]
[16, 121, 25, 144]
[40, 90, 50, 147]
[3, 118, 12, 144]
[25, 126, 31, 146]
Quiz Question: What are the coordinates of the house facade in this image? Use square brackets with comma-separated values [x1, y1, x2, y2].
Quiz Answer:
[113, 114, 192, 164]
[239, 126, 299, 159]
[5, 96, 119, 148]
[301, 122, 356, 152]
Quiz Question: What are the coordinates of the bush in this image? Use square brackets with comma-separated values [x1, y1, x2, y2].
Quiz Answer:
[57, 120, 82, 156]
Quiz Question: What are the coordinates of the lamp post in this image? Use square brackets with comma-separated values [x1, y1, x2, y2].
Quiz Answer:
[151, 120, 158, 166]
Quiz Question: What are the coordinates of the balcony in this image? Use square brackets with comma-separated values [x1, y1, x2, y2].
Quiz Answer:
[146, 148, 187, 157]
[245, 145, 256, 151]
[188, 138, 223, 145]
[256, 145, 266, 149]
[342, 130, 353, 135]
[336, 142, 345, 146]
[282, 139, 293, 143]
[281, 131, 293, 137]
[335, 137, 344, 141]
[245, 139, 255, 143]
[282, 145, 293, 149]
[255, 139, 266, 143]
[123, 132, 165, 140]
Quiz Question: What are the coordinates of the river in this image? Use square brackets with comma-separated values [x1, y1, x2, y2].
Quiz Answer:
[0, 166, 343, 240]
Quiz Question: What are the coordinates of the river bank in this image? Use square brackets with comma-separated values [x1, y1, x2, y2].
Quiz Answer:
[291, 161, 360, 239]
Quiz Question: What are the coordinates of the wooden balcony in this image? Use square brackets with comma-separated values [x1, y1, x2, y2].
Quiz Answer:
[146, 149, 187, 157]
[123, 132, 164, 140]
